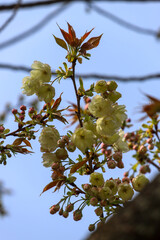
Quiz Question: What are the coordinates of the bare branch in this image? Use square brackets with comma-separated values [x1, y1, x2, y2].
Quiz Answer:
[0, 0, 160, 11]
[0, 0, 22, 33]
[0, 63, 160, 82]
[91, 4, 157, 37]
[0, 2, 71, 50]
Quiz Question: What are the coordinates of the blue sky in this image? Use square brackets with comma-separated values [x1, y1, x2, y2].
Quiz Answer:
[0, 1, 160, 240]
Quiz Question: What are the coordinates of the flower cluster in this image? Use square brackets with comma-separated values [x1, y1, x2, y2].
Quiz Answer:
[1, 23, 157, 230]
[22, 61, 55, 103]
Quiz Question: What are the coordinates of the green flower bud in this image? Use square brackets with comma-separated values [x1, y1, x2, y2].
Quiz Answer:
[94, 80, 107, 93]
[106, 81, 118, 91]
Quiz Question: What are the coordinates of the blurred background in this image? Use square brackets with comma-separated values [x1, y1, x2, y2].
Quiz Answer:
[0, 1, 160, 239]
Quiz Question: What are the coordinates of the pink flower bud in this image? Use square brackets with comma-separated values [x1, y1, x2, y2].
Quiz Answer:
[122, 177, 130, 184]
[12, 108, 17, 114]
[0, 126, 5, 133]
[90, 197, 98, 206]
[73, 210, 82, 221]
[50, 204, 60, 214]
[113, 151, 122, 162]
[117, 161, 124, 169]
[28, 107, 35, 114]
[19, 115, 24, 121]
[107, 160, 116, 169]
[20, 105, 26, 111]
[65, 204, 74, 212]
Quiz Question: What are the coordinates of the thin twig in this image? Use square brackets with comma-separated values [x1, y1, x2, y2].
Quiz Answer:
[1, 63, 160, 82]
[91, 4, 157, 37]
[0, 0, 159, 11]
[0, 2, 71, 50]
[146, 159, 160, 171]
[71, 60, 83, 127]
[0, 0, 21, 33]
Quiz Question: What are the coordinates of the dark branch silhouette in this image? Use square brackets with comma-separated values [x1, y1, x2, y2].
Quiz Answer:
[0, 0, 160, 11]
[91, 4, 157, 37]
[0, 2, 70, 50]
[0, 0, 22, 33]
[0, 63, 160, 82]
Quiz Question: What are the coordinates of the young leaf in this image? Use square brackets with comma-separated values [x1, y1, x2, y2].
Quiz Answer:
[67, 22, 76, 41]
[40, 180, 59, 195]
[81, 34, 103, 51]
[70, 159, 87, 174]
[52, 93, 63, 111]
[80, 28, 94, 44]
[53, 35, 68, 50]
[58, 25, 72, 45]
[13, 138, 24, 146]
[23, 139, 32, 148]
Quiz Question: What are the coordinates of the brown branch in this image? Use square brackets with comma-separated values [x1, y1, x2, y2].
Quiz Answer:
[1, 63, 160, 82]
[0, 2, 71, 50]
[0, 0, 160, 11]
[0, 0, 22, 33]
[91, 4, 157, 37]
[71, 60, 83, 127]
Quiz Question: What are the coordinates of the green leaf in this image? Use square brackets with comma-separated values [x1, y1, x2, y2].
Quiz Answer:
[53, 35, 68, 50]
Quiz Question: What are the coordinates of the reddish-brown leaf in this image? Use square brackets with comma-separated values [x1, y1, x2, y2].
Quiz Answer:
[142, 94, 160, 118]
[53, 35, 68, 50]
[58, 25, 72, 45]
[67, 22, 76, 41]
[81, 34, 103, 51]
[12, 138, 24, 146]
[52, 93, 63, 111]
[70, 159, 87, 174]
[23, 139, 32, 148]
[80, 28, 94, 44]
[54, 180, 66, 192]
[40, 180, 59, 195]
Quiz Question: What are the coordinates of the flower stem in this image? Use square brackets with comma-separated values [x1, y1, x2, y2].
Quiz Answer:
[71, 59, 83, 127]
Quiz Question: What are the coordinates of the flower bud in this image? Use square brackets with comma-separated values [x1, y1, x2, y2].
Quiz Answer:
[113, 151, 122, 162]
[122, 177, 130, 184]
[108, 91, 121, 103]
[90, 197, 99, 206]
[82, 184, 91, 192]
[94, 207, 103, 216]
[139, 165, 150, 174]
[73, 210, 83, 221]
[12, 108, 18, 114]
[107, 160, 116, 169]
[56, 148, 68, 160]
[20, 105, 26, 111]
[50, 204, 60, 214]
[63, 211, 69, 218]
[0, 126, 5, 133]
[94, 80, 108, 93]
[117, 161, 124, 169]
[88, 224, 95, 232]
[100, 199, 107, 207]
[106, 81, 118, 91]
[59, 208, 63, 216]
[66, 142, 76, 152]
[65, 204, 74, 212]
